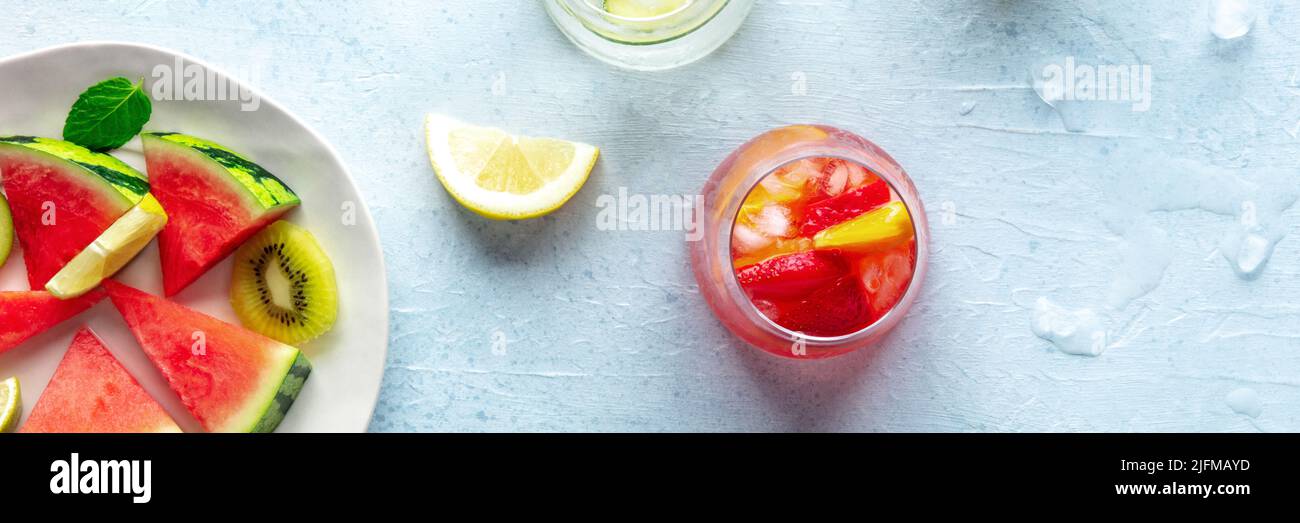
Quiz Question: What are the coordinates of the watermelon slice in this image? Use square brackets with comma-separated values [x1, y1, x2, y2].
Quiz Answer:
[0, 136, 149, 289]
[103, 280, 310, 433]
[21, 327, 181, 433]
[0, 289, 106, 355]
[141, 133, 300, 296]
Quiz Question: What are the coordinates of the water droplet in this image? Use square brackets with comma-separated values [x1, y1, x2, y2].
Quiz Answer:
[1226, 388, 1262, 418]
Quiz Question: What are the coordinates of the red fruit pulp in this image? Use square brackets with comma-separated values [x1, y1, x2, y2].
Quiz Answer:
[737, 250, 850, 300]
[766, 277, 874, 337]
[146, 150, 292, 296]
[102, 280, 299, 433]
[0, 289, 106, 354]
[730, 156, 916, 338]
[21, 327, 180, 433]
[0, 158, 126, 288]
[799, 178, 890, 236]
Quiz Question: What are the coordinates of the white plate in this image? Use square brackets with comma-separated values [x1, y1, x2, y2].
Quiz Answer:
[0, 42, 388, 432]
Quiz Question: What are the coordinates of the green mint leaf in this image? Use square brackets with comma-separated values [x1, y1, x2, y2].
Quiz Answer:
[62, 77, 152, 152]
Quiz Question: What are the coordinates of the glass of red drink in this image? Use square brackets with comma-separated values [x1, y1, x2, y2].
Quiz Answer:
[689, 125, 928, 359]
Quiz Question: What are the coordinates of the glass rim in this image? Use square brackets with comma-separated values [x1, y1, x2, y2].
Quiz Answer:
[717, 148, 929, 349]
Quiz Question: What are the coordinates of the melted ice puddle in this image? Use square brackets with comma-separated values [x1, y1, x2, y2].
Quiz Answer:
[1032, 298, 1108, 357]
[1110, 156, 1298, 281]
[1107, 221, 1172, 309]
[1226, 387, 1262, 418]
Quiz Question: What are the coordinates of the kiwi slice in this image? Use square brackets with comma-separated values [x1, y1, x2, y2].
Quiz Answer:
[231, 220, 338, 345]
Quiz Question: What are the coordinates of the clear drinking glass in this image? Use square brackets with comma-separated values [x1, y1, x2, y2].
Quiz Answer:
[544, 0, 755, 71]
[689, 125, 930, 359]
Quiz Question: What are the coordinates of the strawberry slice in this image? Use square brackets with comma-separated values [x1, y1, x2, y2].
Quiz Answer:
[731, 237, 813, 269]
[816, 158, 850, 197]
[800, 177, 890, 235]
[773, 277, 874, 337]
[736, 250, 850, 300]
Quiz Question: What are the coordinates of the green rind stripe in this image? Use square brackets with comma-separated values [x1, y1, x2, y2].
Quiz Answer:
[0, 136, 149, 203]
[75, 162, 150, 199]
[143, 132, 299, 210]
[250, 351, 312, 433]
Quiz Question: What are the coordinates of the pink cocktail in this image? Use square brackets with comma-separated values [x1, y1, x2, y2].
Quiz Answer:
[690, 125, 928, 359]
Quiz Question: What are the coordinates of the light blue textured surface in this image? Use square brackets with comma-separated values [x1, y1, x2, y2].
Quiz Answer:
[6, 0, 1299, 432]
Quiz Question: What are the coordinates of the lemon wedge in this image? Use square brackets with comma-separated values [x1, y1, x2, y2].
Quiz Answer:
[0, 193, 12, 269]
[812, 201, 914, 252]
[0, 376, 19, 433]
[46, 194, 168, 299]
[425, 114, 599, 220]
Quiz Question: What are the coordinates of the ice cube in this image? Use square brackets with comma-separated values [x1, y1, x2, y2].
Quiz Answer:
[1220, 204, 1279, 280]
[759, 171, 805, 202]
[752, 205, 793, 237]
[1210, 0, 1255, 40]
[731, 223, 774, 255]
[777, 158, 821, 185]
[844, 161, 870, 188]
[1227, 228, 1272, 277]
[1031, 297, 1108, 357]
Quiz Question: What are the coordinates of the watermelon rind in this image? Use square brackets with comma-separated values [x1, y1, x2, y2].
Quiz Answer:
[0, 136, 149, 204]
[187, 340, 309, 433]
[141, 132, 299, 210]
[248, 352, 312, 433]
